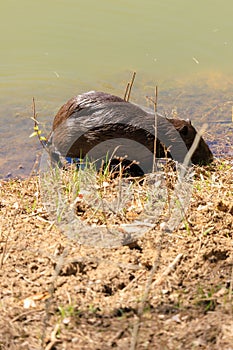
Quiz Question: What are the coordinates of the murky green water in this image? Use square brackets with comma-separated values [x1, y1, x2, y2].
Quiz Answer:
[0, 0, 233, 178]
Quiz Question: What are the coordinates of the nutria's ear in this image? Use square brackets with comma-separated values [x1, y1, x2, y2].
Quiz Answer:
[180, 125, 189, 136]
[186, 118, 192, 125]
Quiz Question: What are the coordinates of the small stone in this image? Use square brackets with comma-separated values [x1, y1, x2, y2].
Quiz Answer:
[63, 317, 70, 325]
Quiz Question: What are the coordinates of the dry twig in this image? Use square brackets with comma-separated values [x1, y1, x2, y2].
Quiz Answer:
[124, 71, 136, 101]
[146, 86, 158, 172]
[44, 323, 62, 350]
[152, 253, 183, 287]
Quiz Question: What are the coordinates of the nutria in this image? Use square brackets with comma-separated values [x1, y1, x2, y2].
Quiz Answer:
[49, 91, 213, 173]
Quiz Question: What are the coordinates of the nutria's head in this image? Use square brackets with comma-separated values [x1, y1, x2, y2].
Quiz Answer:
[168, 118, 213, 165]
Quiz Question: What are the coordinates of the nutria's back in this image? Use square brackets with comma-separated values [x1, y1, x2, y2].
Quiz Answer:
[52, 91, 126, 131]
[51, 91, 213, 168]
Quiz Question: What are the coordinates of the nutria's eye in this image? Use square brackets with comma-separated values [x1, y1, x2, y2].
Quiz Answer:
[180, 125, 189, 136]
[186, 118, 192, 125]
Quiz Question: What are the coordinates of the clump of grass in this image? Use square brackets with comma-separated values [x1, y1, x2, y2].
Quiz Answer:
[58, 304, 80, 321]
[39, 148, 194, 250]
[41, 156, 179, 227]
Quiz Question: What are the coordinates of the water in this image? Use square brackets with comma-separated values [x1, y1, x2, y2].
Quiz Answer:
[0, 0, 232, 178]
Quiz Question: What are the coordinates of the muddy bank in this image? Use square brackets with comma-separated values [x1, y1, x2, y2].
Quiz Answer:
[0, 158, 232, 349]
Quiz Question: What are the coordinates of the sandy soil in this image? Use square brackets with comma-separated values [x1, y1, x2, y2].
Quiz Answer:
[0, 158, 232, 350]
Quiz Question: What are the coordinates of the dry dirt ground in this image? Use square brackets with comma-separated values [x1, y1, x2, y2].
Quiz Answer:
[0, 158, 232, 350]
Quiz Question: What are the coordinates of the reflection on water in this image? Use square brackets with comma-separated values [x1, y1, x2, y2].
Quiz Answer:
[0, 0, 233, 177]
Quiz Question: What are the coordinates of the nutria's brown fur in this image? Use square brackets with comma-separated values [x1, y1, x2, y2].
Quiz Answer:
[50, 91, 213, 170]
